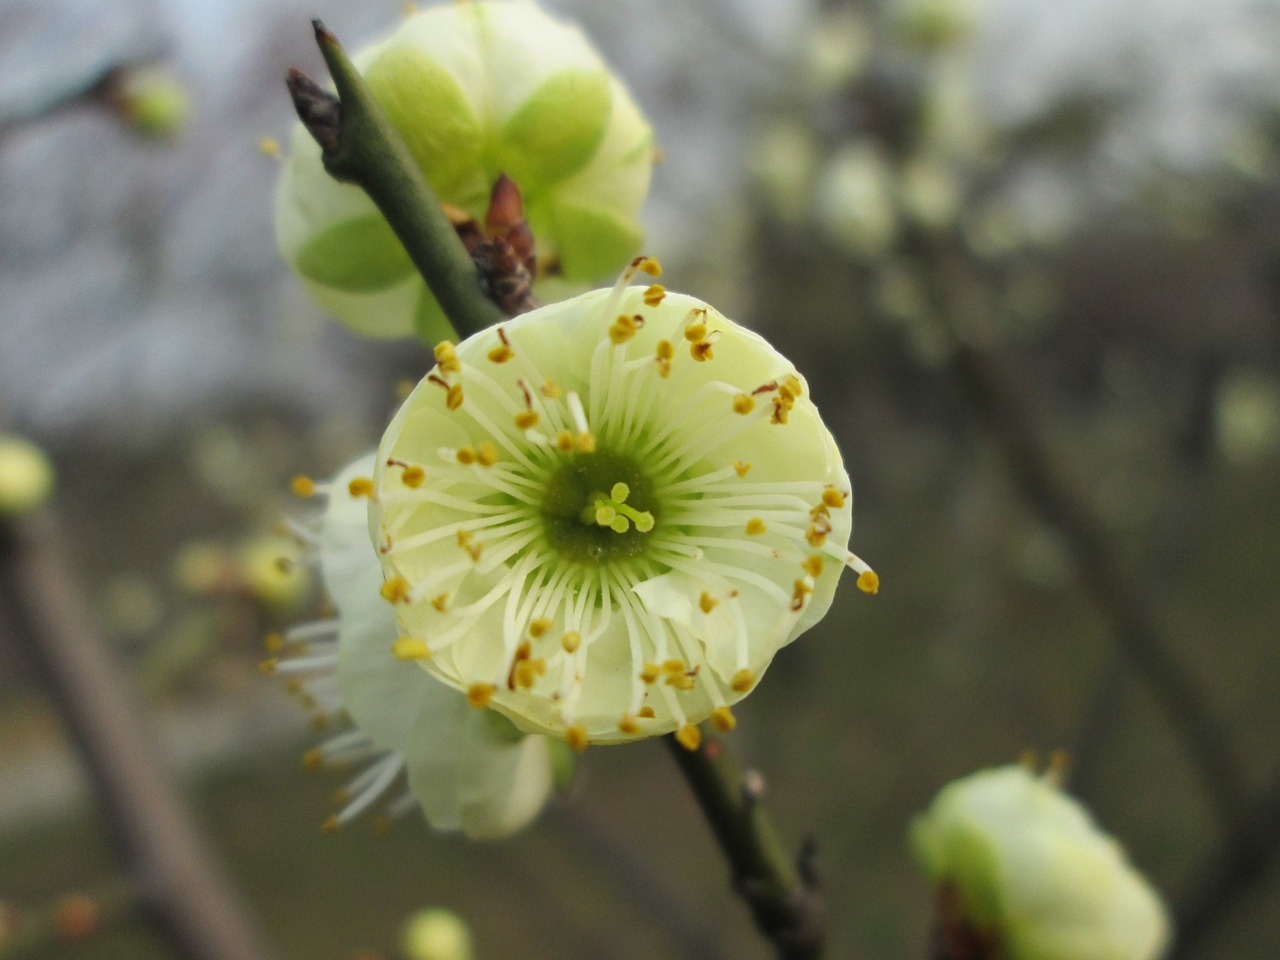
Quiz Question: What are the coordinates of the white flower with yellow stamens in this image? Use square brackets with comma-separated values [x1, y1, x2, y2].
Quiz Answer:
[370, 258, 877, 749]
[272, 454, 554, 839]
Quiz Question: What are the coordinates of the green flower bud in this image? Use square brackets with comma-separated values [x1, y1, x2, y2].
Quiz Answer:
[0, 434, 55, 516]
[113, 66, 191, 140]
[912, 764, 1171, 960]
[275, 0, 655, 339]
[402, 908, 473, 960]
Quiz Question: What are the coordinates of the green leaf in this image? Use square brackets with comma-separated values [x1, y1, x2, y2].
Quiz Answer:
[294, 215, 416, 292]
[498, 70, 611, 189]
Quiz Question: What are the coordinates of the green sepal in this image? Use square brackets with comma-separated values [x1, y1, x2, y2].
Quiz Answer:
[294, 215, 415, 292]
[498, 69, 611, 189]
[543, 199, 644, 279]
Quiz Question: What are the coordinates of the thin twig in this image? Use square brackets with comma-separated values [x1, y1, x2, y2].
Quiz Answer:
[665, 734, 824, 960]
[286, 21, 506, 341]
[0, 512, 275, 960]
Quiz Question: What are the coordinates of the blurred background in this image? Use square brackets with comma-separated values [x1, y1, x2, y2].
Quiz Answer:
[1, 0, 1278, 957]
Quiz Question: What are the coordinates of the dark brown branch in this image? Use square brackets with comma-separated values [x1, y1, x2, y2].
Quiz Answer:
[0, 513, 275, 960]
[665, 734, 824, 960]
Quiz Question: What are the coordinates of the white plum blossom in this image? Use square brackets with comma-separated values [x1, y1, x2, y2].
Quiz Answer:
[365, 258, 877, 750]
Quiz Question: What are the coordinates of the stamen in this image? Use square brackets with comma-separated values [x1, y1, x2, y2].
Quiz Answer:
[348, 476, 375, 498]
[711, 706, 736, 732]
[291, 475, 317, 498]
[675, 723, 702, 751]
[392, 637, 431, 660]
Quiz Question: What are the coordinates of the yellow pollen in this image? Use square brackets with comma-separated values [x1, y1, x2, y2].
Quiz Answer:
[745, 518, 767, 535]
[711, 706, 737, 732]
[638, 705, 656, 719]
[540, 379, 561, 399]
[822, 487, 846, 509]
[618, 714, 640, 735]
[529, 618, 552, 639]
[675, 723, 702, 751]
[635, 255, 662, 277]
[467, 683, 495, 708]
[699, 592, 719, 614]
[258, 658, 278, 674]
[348, 476, 374, 499]
[732, 394, 755, 415]
[446, 384, 464, 410]
[857, 570, 880, 595]
[392, 636, 432, 660]
[290, 475, 316, 498]
[487, 344, 514, 364]
[430, 592, 450, 612]
[802, 555, 825, 579]
[791, 579, 813, 612]
[263, 632, 284, 653]
[476, 441, 498, 466]
[577, 433, 597, 453]
[640, 662, 661, 684]
[609, 313, 643, 344]
[515, 409, 540, 430]
[456, 447, 476, 465]
[691, 340, 714, 362]
[556, 430, 575, 452]
[321, 815, 340, 835]
[656, 340, 674, 360]
[434, 341, 460, 372]
[643, 284, 666, 307]
[513, 660, 539, 689]
[566, 725, 589, 752]
[733, 460, 753, 477]
[662, 659, 686, 676]
[667, 674, 696, 691]
[561, 630, 581, 653]
[302, 748, 324, 772]
[400, 465, 425, 488]
[380, 577, 410, 604]
[731, 668, 755, 693]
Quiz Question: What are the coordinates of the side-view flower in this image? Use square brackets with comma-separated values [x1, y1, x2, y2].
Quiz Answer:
[364, 258, 878, 749]
[269, 455, 554, 838]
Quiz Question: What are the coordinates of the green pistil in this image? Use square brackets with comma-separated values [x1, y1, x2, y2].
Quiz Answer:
[542, 452, 658, 563]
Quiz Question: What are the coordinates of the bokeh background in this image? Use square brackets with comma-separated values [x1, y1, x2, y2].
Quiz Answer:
[1, 0, 1278, 957]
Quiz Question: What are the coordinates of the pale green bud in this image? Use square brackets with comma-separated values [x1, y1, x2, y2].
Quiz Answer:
[113, 66, 191, 140]
[402, 908, 474, 960]
[275, 0, 655, 339]
[0, 434, 55, 516]
[813, 144, 898, 257]
[912, 764, 1171, 960]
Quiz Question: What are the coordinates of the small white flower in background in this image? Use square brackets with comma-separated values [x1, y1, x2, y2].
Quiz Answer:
[366, 258, 877, 751]
[268, 455, 554, 839]
[912, 762, 1172, 960]
[275, 0, 655, 340]
[0, 434, 55, 517]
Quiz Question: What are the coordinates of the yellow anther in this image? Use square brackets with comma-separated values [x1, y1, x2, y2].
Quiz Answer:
[400, 465, 425, 488]
[348, 476, 375, 498]
[290, 475, 316, 498]
[618, 714, 640, 735]
[577, 433, 597, 453]
[515, 410, 540, 430]
[302, 748, 324, 772]
[611, 482, 630, 502]
[779, 375, 803, 400]
[691, 340, 715, 362]
[802, 555, 825, 579]
[745, 518, 767, 535]
[446, 384, 464, 410]
[514, 640, 532, 661]
[662, 659, 686, 676]
[735, 394, 760, 416]
[556, 430, 575, 452]
[529, 618, 553, 639]
[636, 255, 662, 277]
[434, 341, 461, 373]
[475, 441, 498, 466]
[656, 340, 674, 360]
[790, 579, 813, 612]
[456, 447, 476, 465]
[431, 592, 450, 612]
[857, 570, 880, 595]
[638, 705, 656, 719]
[540, 380, 561, 399]
[684, 321, 707, 343]
[466, 683, 495, 708]
[392, 636, 432, 660]
[487, 341, 514, 364]
[640, 662, 661, 684]
[566, 725, 589, 752]
[699, 592, 719, 614]
[380, 577, 411, 604]
[771, 397, 793, 424]
[711, 706, 737, 733]
[258, 658, 278, 675]
[805, 523, 830, 548]
[733, 460, 753, 477]
[321, 815, 340, 835]
[609, 313, 642, 344]
[667, 674, 696, 691]
[675, 723, 702, 751]
[263, 632, 284, 653]
[561, 630, 581, 653]
[822, 487, 846, 509]
[731, 668, 755, 693]
[513, 660, 539, 689]
[258, 135, 281, 157]
[643, 284, 667, 307]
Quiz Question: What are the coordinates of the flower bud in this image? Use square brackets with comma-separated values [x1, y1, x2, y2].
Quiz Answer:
[0, 434, 55, 516]
[111, 66, 191, 140]
[402, 908, 474, 960]
[912, 764, 1171, 960]
[275, 0, 655, 339]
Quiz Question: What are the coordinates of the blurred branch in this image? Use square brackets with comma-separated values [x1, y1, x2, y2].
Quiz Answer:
[666, 734, 823, 960]
[286, 20, 506, 341]
[0, 512, 275, 960]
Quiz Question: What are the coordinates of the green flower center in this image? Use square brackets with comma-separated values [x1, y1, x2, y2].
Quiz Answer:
[540, 450, 658, 564]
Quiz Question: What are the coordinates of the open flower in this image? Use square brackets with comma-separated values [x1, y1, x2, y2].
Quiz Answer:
[912, 763, 1171, 960]
[270, 455, 554, 839]
[275, 0, 655, 339]
[368, 259, 877, 749]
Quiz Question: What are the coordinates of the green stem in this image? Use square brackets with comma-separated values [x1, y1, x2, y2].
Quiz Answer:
[665, 734, 823, 959]
[288, 20, 505, 341]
